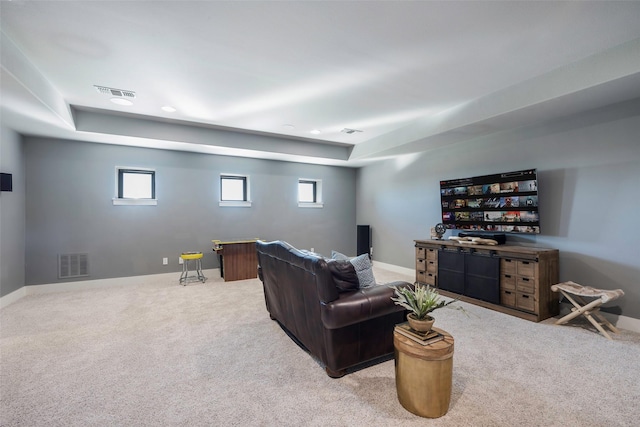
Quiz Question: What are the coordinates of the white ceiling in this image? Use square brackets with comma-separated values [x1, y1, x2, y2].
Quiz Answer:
[2, 1, 640, 167]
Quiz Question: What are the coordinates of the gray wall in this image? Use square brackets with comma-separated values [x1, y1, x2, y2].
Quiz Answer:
[356, 100, 640, 320]
[24, 138, 356, 285]
[0, 126, 26, 297]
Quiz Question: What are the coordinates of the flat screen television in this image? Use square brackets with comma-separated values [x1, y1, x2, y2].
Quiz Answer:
[440, 168, 540, 234]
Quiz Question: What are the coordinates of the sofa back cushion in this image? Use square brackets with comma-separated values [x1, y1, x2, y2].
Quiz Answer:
[326, 259, 359, 292]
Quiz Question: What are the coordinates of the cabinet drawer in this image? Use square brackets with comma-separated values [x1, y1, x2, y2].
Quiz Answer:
[426, 248, 437, 261]
[500, 274, 516, 290]
[423, 272, 436, 286]
[517, 260, 537, 278]
[416, 247, 426, 259]
[516, 292, 536, 312]
[501, 258, 516, 275]
[501, 289, 516, 307]
[426, 260, 437, 273]
[416, 271, 436, 286]
[416, 258, 426, 272]
[517, 276, 536, 294]
[417, 270, 426, 283]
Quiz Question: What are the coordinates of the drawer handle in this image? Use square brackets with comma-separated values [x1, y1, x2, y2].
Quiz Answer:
[522, 261, 530, 265]
[521, 294, 530, 299]
[504, 291, 512, 295]
[504, 259, 512, 263]
[504, 274, 512, 278]
[521, 278, 530, 282]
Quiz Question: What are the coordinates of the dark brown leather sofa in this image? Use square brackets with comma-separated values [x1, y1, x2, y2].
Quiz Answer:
[256, 240, 411, 378]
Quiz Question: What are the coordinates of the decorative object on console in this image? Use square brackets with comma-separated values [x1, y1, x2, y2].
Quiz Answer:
[449, 236, 499, 246]
[459, 231, 506, 244]
[431, 223, 446, 240]
[390, 283, 461, 333]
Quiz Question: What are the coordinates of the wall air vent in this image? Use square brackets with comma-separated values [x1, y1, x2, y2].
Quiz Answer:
[58, 253, 89, 279]
[94, 85, 136, 98]
[341, 128, 363, 134]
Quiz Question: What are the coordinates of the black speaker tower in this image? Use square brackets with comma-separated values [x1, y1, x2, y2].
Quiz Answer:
[357, 225, 371, 256]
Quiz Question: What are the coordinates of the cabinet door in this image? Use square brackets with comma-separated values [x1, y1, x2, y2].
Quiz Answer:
[437, 250, 465, 294]
[465, 253, 500, 304]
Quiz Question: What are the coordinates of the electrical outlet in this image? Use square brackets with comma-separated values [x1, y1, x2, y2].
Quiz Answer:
[179, 257, 184, 265]
[370, 247, 373, 255]
[310, 248, 314, 253]
[162, 257, 168, 265]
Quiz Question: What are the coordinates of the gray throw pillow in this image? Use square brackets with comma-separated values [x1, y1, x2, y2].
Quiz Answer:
[349, 253, 376, 288]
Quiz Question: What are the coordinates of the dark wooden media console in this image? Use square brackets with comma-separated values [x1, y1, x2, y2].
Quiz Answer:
[415, 239, 559, 322]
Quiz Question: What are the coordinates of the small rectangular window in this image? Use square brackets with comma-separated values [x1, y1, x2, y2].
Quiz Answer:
[220, 174, 251, 207]
[113, 167, 157, 205]
[298, 180, 316, 203]
[298, 178, 323, 208]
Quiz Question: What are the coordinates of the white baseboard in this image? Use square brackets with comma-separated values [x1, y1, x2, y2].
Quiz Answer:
[372, 260, 414, 278]
[559, 301, 640, 334]
[0, 286, 27, 309]
[0, 269, 220, 309]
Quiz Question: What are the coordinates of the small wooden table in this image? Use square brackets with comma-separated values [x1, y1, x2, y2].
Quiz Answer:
[394, 326, 454, 418]
[212, 239, 259, 282]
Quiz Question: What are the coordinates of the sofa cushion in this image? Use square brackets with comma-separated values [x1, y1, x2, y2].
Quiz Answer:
[350, 253, 376, 288]
[327, 259, 359, 292]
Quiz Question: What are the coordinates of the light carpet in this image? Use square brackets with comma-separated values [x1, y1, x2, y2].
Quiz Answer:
[1, 267, 639, 426]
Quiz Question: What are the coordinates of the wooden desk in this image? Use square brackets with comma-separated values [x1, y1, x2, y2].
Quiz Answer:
[212, 239, 259, 281]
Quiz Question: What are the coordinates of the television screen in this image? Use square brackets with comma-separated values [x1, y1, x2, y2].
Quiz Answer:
[440, 169, 540, 234]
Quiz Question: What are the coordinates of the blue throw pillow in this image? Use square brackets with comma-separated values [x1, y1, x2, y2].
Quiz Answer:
[349, 253, 376, 289]
[331, 250, 350, 260]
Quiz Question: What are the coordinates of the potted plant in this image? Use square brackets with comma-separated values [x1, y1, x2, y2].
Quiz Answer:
[391, 283, 460, 332]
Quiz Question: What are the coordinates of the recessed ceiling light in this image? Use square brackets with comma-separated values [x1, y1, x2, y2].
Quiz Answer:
[310, 129, 321, 135]
[341, 128, 363, 134]
[162, 105, 177, 112]
[110, 97, 133, 106]
[282, 124, 295, 130]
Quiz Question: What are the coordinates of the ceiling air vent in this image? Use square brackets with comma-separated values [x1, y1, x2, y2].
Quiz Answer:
[341, 128, 362, 134]
[94, 85, 136, 98]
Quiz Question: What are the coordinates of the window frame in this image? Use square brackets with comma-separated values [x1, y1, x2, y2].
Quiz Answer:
[113, 166, 157, 206]
[298, 178, 323, 208]
[220, 174, 252, 207]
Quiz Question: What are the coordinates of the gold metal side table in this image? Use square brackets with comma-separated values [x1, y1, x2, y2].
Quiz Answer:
[394, 326, 454, 418]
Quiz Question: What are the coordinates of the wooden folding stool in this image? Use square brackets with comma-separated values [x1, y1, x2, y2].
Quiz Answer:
[550, 281, 624, 339]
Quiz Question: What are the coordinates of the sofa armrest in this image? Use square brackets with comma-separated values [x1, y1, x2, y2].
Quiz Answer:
[320, 281, 411, 329]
